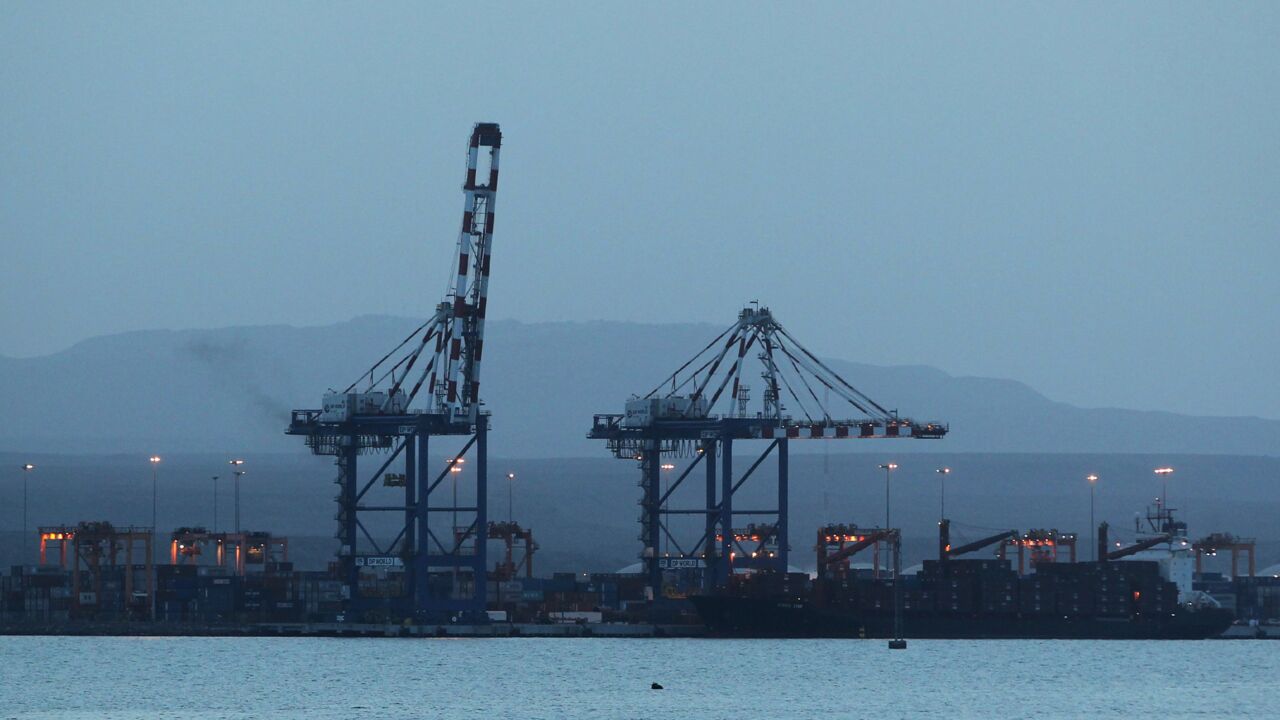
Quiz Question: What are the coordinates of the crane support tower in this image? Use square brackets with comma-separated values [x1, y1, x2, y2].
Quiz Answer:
[287, 122, 502, 622]
[588, 305, 947, 602]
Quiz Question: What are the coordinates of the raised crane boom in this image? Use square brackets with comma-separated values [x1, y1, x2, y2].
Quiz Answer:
[310, 123, 502, 429]
[444, 123, 501, 421]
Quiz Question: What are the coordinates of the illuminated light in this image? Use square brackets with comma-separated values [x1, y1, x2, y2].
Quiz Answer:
[150, 455, 162, 464]
[22, 464, 35, 471]
[1086, 474, 1098, 483]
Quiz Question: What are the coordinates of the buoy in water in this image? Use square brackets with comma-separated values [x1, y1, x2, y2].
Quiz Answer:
[651, 682, 664, 690]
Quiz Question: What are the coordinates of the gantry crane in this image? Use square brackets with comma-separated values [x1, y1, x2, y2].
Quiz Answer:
[39, 522, 154, 620]
[170, 527, 289, 575]
[999, 529, 1078, 574]
[487, 521, 537, 581]
[816, 524, 899, 582]
[287, 123, 502, 621]
[588, 305, 946, 601]
[1192, 532, 1256, 578]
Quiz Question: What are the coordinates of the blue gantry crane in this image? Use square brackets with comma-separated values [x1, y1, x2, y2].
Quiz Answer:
[588, 305, 947, 602]
[287, 123, 502, 621]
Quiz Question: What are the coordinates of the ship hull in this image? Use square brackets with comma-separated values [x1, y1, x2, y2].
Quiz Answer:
[690, 595, 1234, 640]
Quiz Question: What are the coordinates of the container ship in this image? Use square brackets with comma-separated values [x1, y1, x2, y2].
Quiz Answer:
[690, 509, 1235, 639]
[690, 560, 1234, 639]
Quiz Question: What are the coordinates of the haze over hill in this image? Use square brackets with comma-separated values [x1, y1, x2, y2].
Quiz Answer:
[1, 315, 1278, 458]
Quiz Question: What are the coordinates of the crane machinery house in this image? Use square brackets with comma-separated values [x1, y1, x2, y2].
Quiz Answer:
[622, 396, 711, 427]
[320, 390, 409, 422]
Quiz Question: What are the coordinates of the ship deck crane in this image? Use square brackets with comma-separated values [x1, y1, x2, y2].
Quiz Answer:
[937, 519, 1017, 561]
[588, 305, 947, 601]
[1098, 522, 1173, 562]
[287, 123, 502, 622]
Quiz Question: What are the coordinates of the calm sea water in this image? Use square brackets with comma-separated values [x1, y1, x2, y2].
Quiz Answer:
[0, 636, 1273, 719]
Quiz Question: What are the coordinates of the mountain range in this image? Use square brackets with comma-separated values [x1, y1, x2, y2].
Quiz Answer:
[1, 315, 1277, 457]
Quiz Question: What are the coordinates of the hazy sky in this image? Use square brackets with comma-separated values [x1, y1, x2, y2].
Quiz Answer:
[2, 3, 1277, 420]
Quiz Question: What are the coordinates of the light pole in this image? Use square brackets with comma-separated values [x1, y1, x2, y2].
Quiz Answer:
[448, 458, 464, 591]
[935, 467, 951, 520]
[211, 475, 220, 532]
[147, 457, 161, 624]
[149, 456, 162, 531]
[447, 457, 465, 535]
[879, 463, 898, 530]
[506, 472, 516, 524]
[229, 459, 245, 534]
[660, 463, 675, 555]
[879, 462, 904, 650]
[1154, 467, 1174, 509]
[1087, 474, 1098, 561]
[21, 464, 35, 561]
[1154, 467, 1174, 533]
